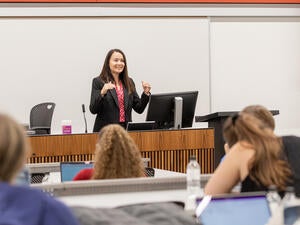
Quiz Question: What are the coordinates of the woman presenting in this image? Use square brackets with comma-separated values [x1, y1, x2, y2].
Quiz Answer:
[90, 49, 151, 132]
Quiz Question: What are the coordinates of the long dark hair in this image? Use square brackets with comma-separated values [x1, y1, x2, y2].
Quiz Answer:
[99, 49, 134, 94]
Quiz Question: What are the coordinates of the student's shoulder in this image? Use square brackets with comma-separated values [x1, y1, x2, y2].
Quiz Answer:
[1, 182, 44, 199]
[0, 183, 79, 225]
[73, 168, 94, 181]
[0, 183, 58, 211]
[42, 194, 80, 225]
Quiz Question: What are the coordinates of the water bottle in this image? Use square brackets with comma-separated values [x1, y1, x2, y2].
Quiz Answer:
[185, 155, 202, 213]
[283, 186, 297, 207]
[283, 186, 300, 225]
[267, 185, 282, 216]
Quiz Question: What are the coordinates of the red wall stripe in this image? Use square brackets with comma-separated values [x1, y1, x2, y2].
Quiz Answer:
[0, 0, 299, 4]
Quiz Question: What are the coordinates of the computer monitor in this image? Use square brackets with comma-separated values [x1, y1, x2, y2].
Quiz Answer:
[60, 162, 94, 182]
[146, 91, 198, 129]
[126, 121, 156, 131]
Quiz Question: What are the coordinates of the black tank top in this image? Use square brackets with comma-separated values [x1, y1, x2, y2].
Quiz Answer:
[241, 135, 300, 196]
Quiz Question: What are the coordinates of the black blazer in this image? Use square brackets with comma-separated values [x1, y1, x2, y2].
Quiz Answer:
[89, 76, 150, 132]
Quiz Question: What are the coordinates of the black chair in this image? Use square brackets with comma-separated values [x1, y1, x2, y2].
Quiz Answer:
[145, 167, 155, 177]
[30, 173, 47, 184]
[29, 102, 56, 135]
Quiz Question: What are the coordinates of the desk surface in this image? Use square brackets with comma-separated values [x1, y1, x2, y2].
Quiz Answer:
[49, 170, 187, 208]
[43, 168, 186, 184]
[60, 189, 188, 208]
[32, 171, 213, 208]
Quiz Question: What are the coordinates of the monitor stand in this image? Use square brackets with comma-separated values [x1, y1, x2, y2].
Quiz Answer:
[174, 97, 183, 129]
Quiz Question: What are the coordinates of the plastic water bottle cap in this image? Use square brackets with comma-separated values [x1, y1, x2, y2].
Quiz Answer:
[61, 120, 72, 125]
[189, 155, 196, 161]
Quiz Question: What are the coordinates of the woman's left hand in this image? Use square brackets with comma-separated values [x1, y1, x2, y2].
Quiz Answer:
[142, 81, 151, 96]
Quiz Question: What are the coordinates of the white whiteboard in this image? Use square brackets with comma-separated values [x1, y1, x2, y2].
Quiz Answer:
[210, 17, 300, 135]
[0, 17, 210, 134]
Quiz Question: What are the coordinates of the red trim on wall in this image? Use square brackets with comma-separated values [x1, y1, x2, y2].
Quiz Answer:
[0, 0, 299, 3]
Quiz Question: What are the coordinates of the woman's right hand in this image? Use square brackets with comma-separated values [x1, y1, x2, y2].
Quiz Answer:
[101, 82, 115, 96]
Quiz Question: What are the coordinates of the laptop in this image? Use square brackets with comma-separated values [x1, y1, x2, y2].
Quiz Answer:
[126, 121, 156, 131]
[284, 206, 300, 225]
[60, 162, 94, 182]
[195, 192, 271, 225]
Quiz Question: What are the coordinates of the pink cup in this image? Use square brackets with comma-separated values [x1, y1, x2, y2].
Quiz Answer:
[62, 120, 72, 134]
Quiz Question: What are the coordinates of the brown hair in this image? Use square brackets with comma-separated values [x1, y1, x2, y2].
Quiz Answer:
[242, 105, 275, 130]
[92, 124, 145, 179]
[99, 49, 135, 94]
[0, 113, 30, 182]
[225, 105, 275, 148]
[223, 112, 291, 191]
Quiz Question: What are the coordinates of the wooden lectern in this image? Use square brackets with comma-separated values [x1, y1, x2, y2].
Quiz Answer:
[195, 110, 279, 169]
[28, 128, 215, 174]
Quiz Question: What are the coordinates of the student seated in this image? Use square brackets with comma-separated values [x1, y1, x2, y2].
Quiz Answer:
[220, 105, 275, 163]
[215, 105, 300, 196]
[0, 113, 80, 225]
[205, 110, 295, 195]
[73, 124, 145, 180]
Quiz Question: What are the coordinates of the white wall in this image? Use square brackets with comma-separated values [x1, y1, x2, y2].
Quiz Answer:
[210, 17, 300, 135]
[0, 4, 300, 135]
[0, 17, 210, 134]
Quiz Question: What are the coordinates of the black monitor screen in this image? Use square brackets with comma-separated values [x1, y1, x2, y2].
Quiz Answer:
[146, 91, 198, 129]
[126, 121, 156, 131]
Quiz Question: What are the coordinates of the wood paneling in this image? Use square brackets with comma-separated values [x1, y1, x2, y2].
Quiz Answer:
[28, 128, 214, 173]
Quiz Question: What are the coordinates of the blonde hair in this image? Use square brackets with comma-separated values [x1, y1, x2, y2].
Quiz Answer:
[223, 112, 291, 191]
[92, 124, 145, 179]
[0, 113, 29, 182]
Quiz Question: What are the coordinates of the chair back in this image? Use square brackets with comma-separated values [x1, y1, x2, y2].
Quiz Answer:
[31, 173, 47, 184]
[145, 167, 155, 177]
[30, 102, 55, 134]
